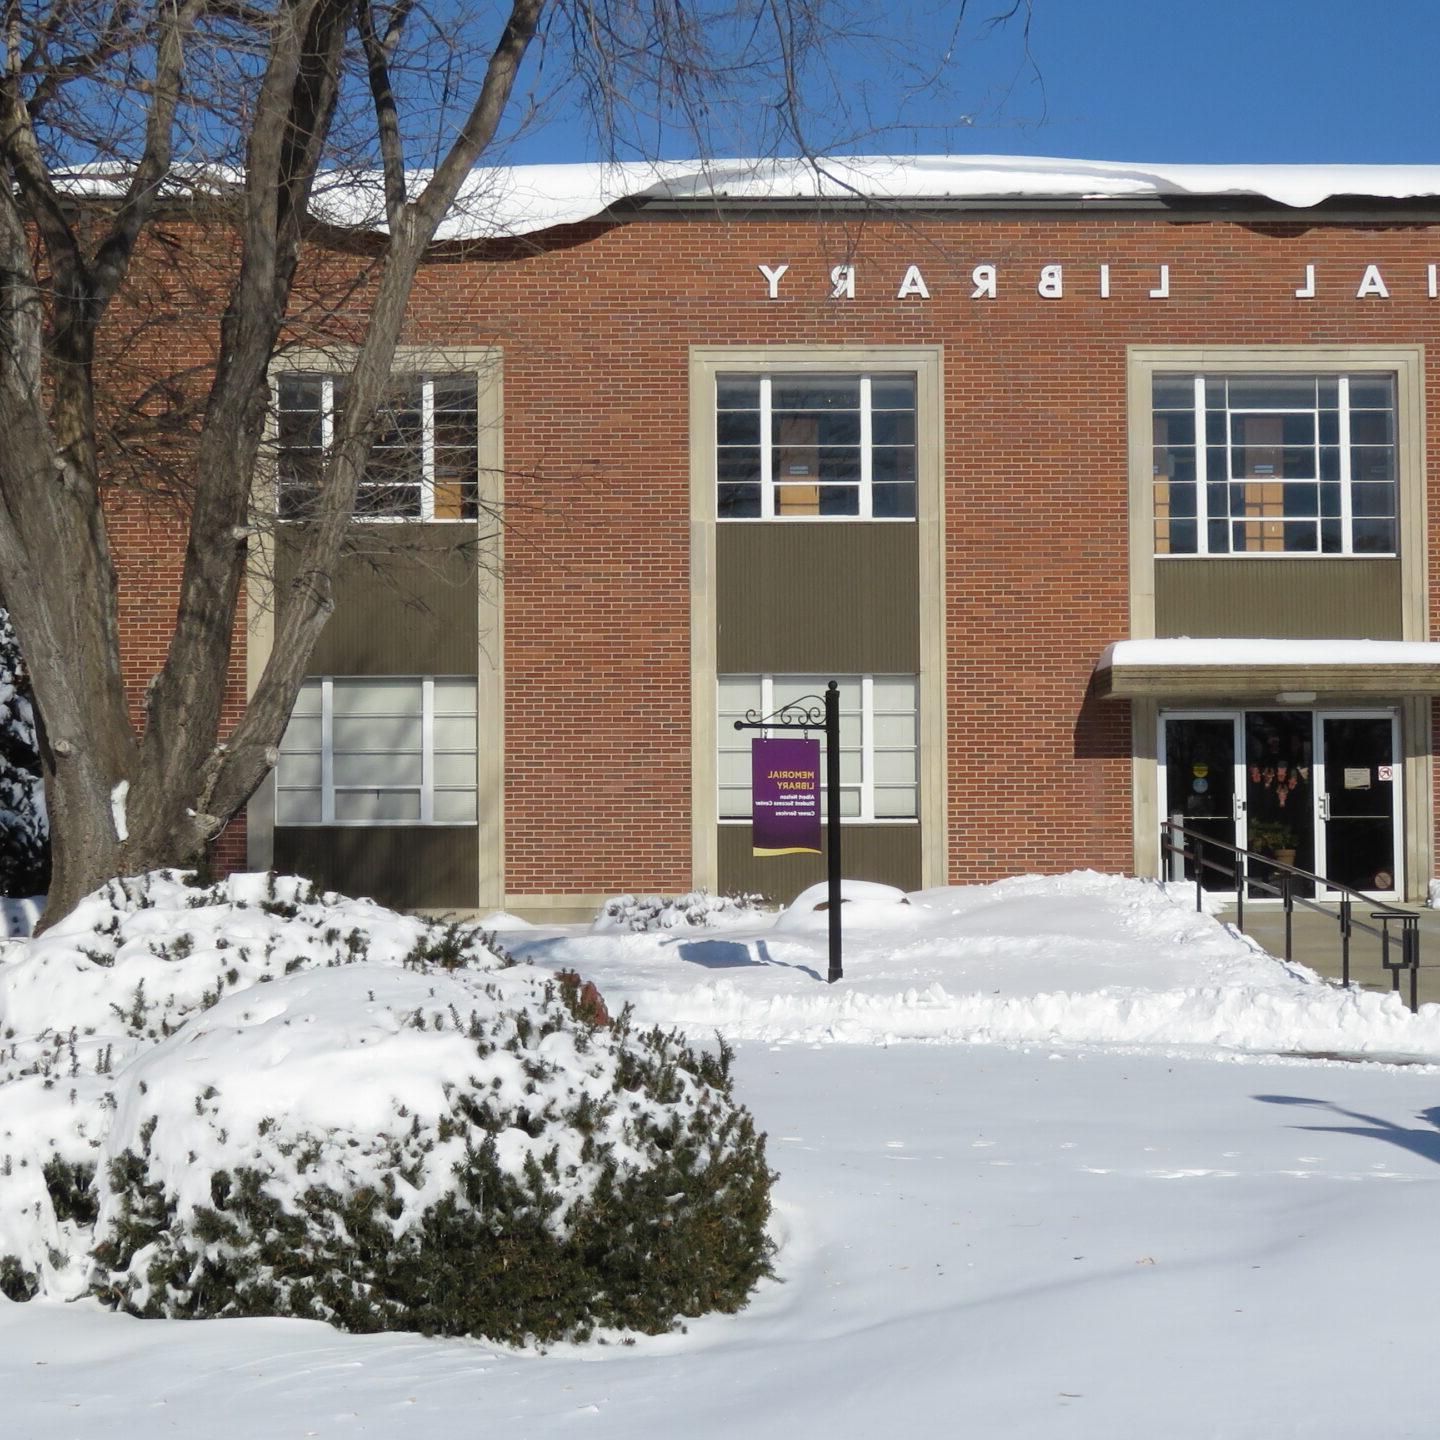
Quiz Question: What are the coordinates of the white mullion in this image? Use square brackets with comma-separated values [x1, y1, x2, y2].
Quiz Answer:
[860, 674, 875, 821]
[759, 375, 774, 519]
[321, 377, 335, 450]
[420, 379, 436, 521]
[1338, 375, 1354, 556]
[1192, 376, 1210, 554]
[320, 678, 335, 824]
[420, 677, 435, 823]
[859, 375, 874, 519]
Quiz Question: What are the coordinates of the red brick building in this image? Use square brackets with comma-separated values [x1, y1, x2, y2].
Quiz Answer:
[177, 158, 1440, 915]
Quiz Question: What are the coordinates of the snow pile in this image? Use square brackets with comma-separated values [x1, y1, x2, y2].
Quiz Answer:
[0, 873, 772, 1340]
[504, 871, 1440, 1060]
[0, 610, 46, 898]
[593, 889, 765, 934]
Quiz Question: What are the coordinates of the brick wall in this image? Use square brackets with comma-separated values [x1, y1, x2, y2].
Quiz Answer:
[106, 207, 1440, 892]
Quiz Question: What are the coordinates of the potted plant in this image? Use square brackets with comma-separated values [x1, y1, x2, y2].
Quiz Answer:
[1247, 819, 1299, 867]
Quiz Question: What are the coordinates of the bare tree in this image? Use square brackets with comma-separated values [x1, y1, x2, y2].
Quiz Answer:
[0, 0, 1026, 927]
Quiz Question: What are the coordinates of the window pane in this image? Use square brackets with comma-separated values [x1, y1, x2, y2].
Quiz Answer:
[716, 376, 761, 409]
[874, 749, 918, 785]
[1351, 447, 1395, 483]
[816, 485, 860, 516]
[333, 715, 423, 751]
[719, 485, 762, 518]
[771, 377, 860, 410]
[1227, 375, 1317, 408]
[1350, 411, 1394, 445]
[874, 712, 917, 748]
[281, 715, 323, 753]
[434, 677, 478, 714]
[872, 412, 915, 446]
[719, 676, 762, 711]
[719, 785, 750, 819]
[434, 716, 476, 750]
[871, 447, 917, 484]
[1152, 375, 1194, 408]
[1352, 482, 1396, 518]
[333, 751, 423, 787]
[873, 483, 916, 518]
[871, 376, 916, 409]
[873, 677, 918, 709]
[718, 411, 761, 446]
[433, 789, 478, 824]
[334, 790, 422, 823]
[291, 680, 323, 715]
[277, 752, 322, 788]
[1353, 519, 1396, 553]
[332, 678, 422, 715]
[1349, 375, 1395, 408]
[276, 788, 321, 825]
[433, 752, 477, 788]
[719, 750, 752, 787]
[874, 786, 918, 818]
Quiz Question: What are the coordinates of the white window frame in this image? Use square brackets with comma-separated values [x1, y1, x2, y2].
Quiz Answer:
[277, 676, 478, 827]
[1154, 370, 1398, 558]
[718, 372, 917, 522]
[718, 673, 919, 823]
[276, 372, 479, 523]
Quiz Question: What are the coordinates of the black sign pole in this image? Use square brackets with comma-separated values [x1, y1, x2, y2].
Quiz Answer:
[732, 679, 843, 984]
[823, 681, 843, 983]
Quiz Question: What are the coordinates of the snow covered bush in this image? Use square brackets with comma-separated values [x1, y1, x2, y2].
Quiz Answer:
[0, 872, 773, 1342]
[594, 890, 765, 933]
[0, 610, 47, 898]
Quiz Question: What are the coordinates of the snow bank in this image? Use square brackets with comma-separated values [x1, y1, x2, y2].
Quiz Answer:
[508, 871, 1440, 1060]
[0, 872, 771, 1337]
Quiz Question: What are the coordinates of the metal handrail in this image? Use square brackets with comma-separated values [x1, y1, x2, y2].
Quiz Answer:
[1160, 820, 1423, 1012]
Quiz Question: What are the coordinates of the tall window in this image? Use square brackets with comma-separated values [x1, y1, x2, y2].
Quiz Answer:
[276, 677, 478, 825]
[1153, 373, 1397, 556]
[276, 373, 480, 520]
[717, 373, 917, 519]
[717, 674, 918, 820]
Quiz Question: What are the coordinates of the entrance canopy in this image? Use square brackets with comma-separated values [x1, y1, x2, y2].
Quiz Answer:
[1094, 638, 1440, 700]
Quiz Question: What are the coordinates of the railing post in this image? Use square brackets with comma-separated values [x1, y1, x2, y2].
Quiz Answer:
[1405, 917, 1420, 1014]
[1339, 895, 1351, 987]
[1195, 837, 1204, 913]
[1281, 871, 1293, 962]
[1235, 847, 1245, 933]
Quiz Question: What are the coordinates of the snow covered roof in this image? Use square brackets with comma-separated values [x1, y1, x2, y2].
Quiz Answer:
[58, 154, 1440, 240]
[1096, 638, 1440, 699]
[412, 155, 1440, 240]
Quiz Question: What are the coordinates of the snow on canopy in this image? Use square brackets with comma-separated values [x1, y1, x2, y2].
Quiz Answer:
[1097, 638, 1440, 669]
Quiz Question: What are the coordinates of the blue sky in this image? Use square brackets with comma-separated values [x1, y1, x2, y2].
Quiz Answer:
[499, 1, 1440, 166]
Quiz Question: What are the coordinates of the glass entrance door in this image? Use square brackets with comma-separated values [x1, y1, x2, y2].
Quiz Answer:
[1161, 715, 1241, 890]
[1316, 713, 1401, 898]
[1160, 708, 1403, 900]
[1244, 711, 1315, 898]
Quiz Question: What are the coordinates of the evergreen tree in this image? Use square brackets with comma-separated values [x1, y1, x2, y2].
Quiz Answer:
[0, 609, 48, 896]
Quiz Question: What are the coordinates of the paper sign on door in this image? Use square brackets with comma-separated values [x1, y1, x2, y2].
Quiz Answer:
[1378, 764, 1395, 782]
[1343, 767, 1371, 789]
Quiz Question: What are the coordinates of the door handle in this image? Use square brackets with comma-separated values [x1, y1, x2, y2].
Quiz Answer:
[1232, 797, 1246, 822]
[1319, 795, 1331, 822]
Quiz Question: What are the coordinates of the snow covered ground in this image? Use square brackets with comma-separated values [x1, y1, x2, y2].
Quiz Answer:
[6, 870, 1440, 1437]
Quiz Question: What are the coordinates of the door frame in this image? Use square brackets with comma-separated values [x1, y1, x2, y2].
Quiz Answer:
[1157, 706, 1404, 901]
[1158, 710, 1248, 876]
[1312, 708, 1403, 901]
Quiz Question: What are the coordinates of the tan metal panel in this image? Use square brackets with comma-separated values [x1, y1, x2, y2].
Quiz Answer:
[1154, 559, 1402, 640]
[718, 823, 921, 904]
[717, 524, 919, 672]
[273, 826, 480, 912]
[276, 524, 480, 675]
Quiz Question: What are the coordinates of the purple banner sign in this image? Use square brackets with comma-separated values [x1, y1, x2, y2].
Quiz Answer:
[751, 737, 821, 856]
